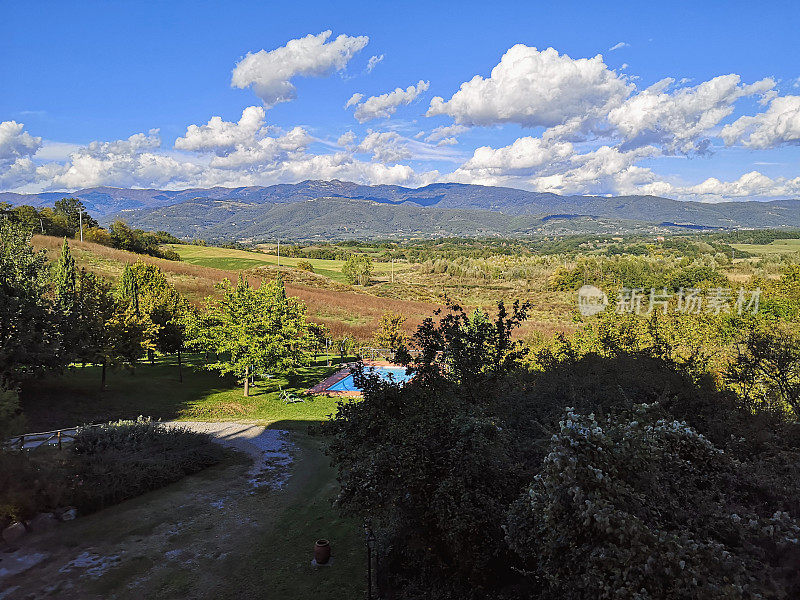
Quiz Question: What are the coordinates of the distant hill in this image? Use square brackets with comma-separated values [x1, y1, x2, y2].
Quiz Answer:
[4, 180, 799, 240]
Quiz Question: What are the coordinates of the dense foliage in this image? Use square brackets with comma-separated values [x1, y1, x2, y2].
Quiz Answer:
[188, 276, 311, 395]
[0, 418, 224, 523]
[0, 198, 182, 260]
[342, 253, 373, 285]
[0, 222, 64, 389]
[326, 303, 800, 599]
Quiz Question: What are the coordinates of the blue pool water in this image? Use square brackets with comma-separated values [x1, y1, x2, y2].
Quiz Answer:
[327, 366, 413, 392]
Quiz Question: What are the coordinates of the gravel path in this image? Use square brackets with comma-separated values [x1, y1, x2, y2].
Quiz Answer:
[166, 421, 295, 489]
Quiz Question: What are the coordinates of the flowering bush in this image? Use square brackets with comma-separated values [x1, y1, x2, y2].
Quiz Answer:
[506, 406, 800, 599]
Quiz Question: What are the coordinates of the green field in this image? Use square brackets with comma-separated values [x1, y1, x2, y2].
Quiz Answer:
[732, 238, 800, 255]
[166, 243, 404, 284]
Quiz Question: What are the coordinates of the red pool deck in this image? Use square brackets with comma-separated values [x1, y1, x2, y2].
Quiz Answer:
[307, 360, 399, 397]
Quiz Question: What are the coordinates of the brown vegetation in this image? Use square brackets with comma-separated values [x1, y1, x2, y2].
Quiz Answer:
[32, 235, 439, 342]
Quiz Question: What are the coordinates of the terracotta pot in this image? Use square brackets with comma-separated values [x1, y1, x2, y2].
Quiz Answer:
[314, 539, 331, 564]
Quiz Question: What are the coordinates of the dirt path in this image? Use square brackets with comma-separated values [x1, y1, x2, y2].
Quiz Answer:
[0, 425, 363, 600]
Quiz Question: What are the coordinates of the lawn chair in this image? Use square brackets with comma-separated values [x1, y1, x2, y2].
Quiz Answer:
[279, 385, 305, 404]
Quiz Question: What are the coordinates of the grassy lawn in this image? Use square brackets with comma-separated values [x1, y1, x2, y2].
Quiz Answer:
[166, 244, 352, 283]
[166, 243, 409, 284]
[732, 239, 800, 255]
[20, 354, 351, 432]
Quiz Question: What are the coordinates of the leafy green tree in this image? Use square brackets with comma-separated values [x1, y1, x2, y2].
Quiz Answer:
[373, 311, 406, 351]
[109, 220, 141, 253]
[118, 264, 141, 316]
[308, 322, 330, 363]
[0, 220, 63, 387]
[37, 207, 73, 237]
[727, 321, 800, 417]
[190, 277, 310, 396]
[119, 261, 188, 378]
[342, 254, 372, 285]
[9, 205, 41, 232]
[72, 269, 154, 389]
[53, 197, 98, 234]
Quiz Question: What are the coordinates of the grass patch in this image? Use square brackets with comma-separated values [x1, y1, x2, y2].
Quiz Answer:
[20, 354, 348, 432]
[213, 429, 364, 600]
[732, 239, 800, 255]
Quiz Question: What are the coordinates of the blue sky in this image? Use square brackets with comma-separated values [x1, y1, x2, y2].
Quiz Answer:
[2, 0, 800, 201]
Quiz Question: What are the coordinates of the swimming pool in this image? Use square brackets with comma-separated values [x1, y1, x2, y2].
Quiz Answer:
[326, 365, 413, 392]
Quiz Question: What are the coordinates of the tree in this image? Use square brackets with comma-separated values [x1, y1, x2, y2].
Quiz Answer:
[10, 205, 40, 232]
[109, 220, 142, 253]
[53, 197, 98, 235]
[308, 322, 330, 363]
[72, 268, 154, 389]
[190, 277, 311, 396]
[342, 254, 372, 285]
[373, 311, 406, 351]
[53, 238, 77, 314]
[37, 207, 73, 237]
[0, 220, 63, 388]
[727, 321, 800, 417]
[119, 261, 188, 378]
[327, 303, 800, 599]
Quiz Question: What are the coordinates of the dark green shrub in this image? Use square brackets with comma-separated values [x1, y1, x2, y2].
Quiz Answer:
[0, 418, 223, 521]
[69, 417, 224, 512]
[506, 406, 800, 599]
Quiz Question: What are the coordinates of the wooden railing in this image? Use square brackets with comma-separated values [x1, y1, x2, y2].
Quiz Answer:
[4, 424, 102, 452]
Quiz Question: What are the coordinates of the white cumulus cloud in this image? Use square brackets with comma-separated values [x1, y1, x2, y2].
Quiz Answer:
[175, 106, 273, 152]
[0, 120, 42, 162]
[425, 124, 468, 144]
[608, 75, 775, 153]
[356, 130, 411, 163]
[676, 170, 800, 200]
[0, 121, 44, 188]
[231, 30, 369, 107]
[721, 95, 800, 149]
[347, 80, 430, 122]
[427, 45, 633, 129]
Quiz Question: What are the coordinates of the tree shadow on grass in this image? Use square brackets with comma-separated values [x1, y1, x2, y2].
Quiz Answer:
[19, 355, 348, 432]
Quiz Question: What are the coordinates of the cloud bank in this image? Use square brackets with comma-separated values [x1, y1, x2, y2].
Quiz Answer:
[3, 37, 800, 203]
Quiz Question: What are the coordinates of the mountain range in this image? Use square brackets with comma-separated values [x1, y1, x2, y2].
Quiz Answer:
[3, 180, 799, 240]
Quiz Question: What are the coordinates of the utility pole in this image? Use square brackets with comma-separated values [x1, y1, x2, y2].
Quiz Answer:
[277, 239, 280, 267]
[79, 210, 83, 242]
[391, 259, 394, 283]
